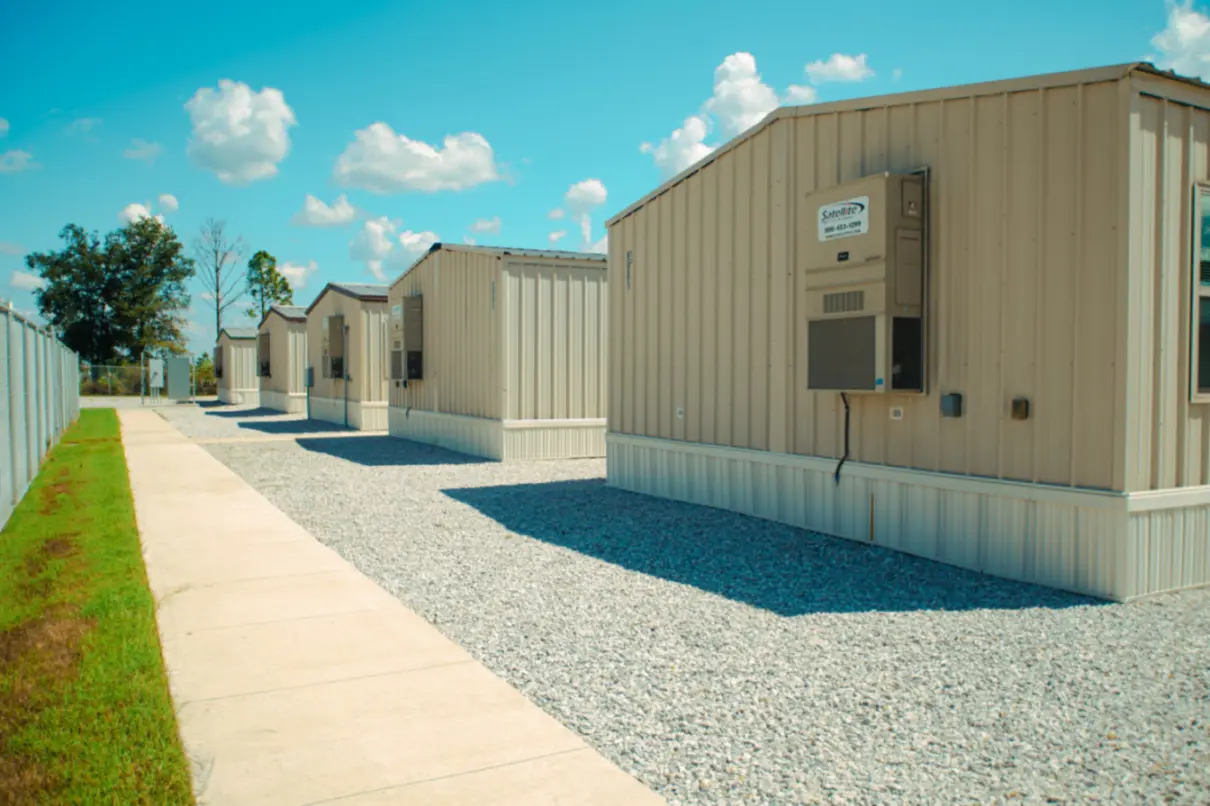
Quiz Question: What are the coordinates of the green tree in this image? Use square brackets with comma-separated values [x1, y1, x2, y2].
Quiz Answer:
[29, 219, 194, 364]
[193, 352, 217, 394]
[245, 250, 293, 321]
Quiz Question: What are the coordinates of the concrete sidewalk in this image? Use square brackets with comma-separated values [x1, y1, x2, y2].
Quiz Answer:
[120, 410, 664, 806]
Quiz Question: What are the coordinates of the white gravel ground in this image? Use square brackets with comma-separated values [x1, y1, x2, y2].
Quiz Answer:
[160, 405, 1210, 806]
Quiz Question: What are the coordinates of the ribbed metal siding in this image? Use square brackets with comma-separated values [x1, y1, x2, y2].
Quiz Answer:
[259, 315, 306, 396]
[217, 336, 258, 393]
[358, 303, 389, 405]
[502, 262, 607, 421]
[609, 78, 1126, 491]
[1125, 91, 1210, 491]
[390, 249, 501, 419]
[306, 293, 387, 404]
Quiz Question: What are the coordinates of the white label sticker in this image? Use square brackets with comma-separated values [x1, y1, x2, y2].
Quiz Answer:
[818, 195, 870, 242]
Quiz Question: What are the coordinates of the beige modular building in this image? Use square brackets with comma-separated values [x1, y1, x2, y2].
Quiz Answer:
[304, 282, 389, 430]
[387, 243, 608, 460]
[256, 304, 308, 414]
[214, 327, 259, 405]
[605, 62, 1210, 602]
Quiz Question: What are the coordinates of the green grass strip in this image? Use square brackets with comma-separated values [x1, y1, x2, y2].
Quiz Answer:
[0, 408, 194, 805]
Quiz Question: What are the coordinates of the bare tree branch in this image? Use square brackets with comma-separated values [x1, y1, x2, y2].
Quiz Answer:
[192, 220, 289, 343]
[191, 217, 245, 338]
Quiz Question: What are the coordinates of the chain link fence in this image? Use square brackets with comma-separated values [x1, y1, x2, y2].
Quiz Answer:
[2, 306, 81, 531]
[79, 364, 147, 396]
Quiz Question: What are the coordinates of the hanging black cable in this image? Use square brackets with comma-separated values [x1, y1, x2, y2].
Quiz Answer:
[833, 392, 850, 486]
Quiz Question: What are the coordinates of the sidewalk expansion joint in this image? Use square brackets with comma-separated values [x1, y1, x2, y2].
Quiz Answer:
[175, 659, 476, 710]
[299, 747, 589, 806]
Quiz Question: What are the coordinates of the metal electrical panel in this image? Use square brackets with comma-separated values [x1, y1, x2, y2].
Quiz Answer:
[803, 171, 926, 394]
[391, 295, 424, 381]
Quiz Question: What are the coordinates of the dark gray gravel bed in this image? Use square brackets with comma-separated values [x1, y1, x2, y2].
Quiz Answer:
[161, 407, 1210, 806]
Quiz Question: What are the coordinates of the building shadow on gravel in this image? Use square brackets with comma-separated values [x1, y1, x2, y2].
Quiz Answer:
[233, 418, 355, 435]
[297, 435, 488, 466]
[443, 479, 1105, 616]
[204, 406, 283, 419]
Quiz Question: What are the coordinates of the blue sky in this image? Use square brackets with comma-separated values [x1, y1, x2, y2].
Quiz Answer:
[0, 0, 1196, 356]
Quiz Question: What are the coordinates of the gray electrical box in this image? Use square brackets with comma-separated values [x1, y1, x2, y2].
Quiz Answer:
[803, 171, 926, 394]
[305, 366, 314, 388]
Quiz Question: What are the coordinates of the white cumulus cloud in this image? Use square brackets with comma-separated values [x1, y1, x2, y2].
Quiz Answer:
[0, 149, 35, 174]
[1152, 1, 1210, 79]
[641, 114, 714, 179]
[805, 53, 875, 84]
[0, 118, 8, 138]
[548, 208, 565, 220]
[333, 123, 499, 193]
[393, 230, 439, 266]
[158, 193, 179, 214]
[892, 67, 904, 82]
[349, 217, 438, 280]
[10, 270, 43, 291]
[470, 216, 501, 234]
[564, 179, 608, 250]
[548, 230, 567, 245]
[292, 193, 357, 226]
[0, 242, 22, 255]
[463, 236, 477, 245]
[349, 217, 396, 280]
[785, 84, 819, 104]
[590, 235, 608, 255]
[118, 203, 164, 225]
[704, 52, 780, 137]
[185, 79, 297, 184]
[124, 138, 163, 164]
[279, 260, 318, 290]
[66, 117, 102, 136]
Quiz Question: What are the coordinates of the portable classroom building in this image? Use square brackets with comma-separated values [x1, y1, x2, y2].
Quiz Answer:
[387, 243, 608, 460]
[304, 282, 389, 430]
[605, 62, 1210, 602]
[215, 327, 258, 405]
[256, 304, 308, 414]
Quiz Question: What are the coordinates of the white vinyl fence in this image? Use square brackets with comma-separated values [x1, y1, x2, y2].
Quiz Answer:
[1, 306, 81, 531]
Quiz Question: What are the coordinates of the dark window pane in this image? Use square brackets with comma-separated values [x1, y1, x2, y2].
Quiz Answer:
[1201, 191, 1210, 286]
[1200, 298, 1210, 393]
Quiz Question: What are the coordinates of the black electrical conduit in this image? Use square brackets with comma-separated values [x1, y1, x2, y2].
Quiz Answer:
[833, 391, 850, 486]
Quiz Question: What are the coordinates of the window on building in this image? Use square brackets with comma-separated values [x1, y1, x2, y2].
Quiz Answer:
[1196, 187, 1210, 398]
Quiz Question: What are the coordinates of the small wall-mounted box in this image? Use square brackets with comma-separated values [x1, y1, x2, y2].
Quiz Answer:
[940, 393, 963, 418]
[1011, 397, 1031, 421]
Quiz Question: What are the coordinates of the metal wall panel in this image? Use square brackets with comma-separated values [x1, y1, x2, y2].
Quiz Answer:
[258, 314, 307, 399]
[305, 292, 387, 405]
[389, 250, 608, 423]
[215, 336, 258, 396]
[609, 77, 1128, 491]
[1, 308, 81, 531]
[390, 249, 501, 419]
[1125, 91, 1210, 491]
[502, 261, 608, 421]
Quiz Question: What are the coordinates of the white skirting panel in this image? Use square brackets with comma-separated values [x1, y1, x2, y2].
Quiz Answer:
[217, 387, 259, 406]
[308, 396, 386, 431]
[388, 408, 503, 460]
[501, 418, 607, 460]
[355, 401, 388, 431]
[260, 389, 306, 414]
[1124, 487, 1210, 599]
[604, 433, 1182, 603]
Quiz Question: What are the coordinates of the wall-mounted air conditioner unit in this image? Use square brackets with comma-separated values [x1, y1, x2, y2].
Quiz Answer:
[391, 295, 424, 381]
[803, 171, 926, 395]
